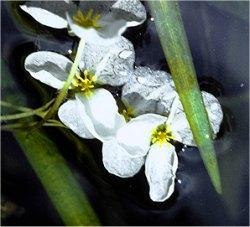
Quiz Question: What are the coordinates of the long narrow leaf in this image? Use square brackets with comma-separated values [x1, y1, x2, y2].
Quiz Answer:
[14, 130, 100, 226]
[148, 1, 222, 193]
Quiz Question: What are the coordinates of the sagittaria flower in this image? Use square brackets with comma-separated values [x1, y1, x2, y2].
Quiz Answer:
[122, 66, 223, 136]
[24, 41, 135, 137]
[102, 95, 223, 202]
[20, 0, 146, 45]
[122, 66, 177, 116]
[24, 36, 135, 87]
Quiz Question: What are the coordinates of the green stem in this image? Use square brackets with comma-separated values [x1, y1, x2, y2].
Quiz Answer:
[1, 99, 55, 121]
[1, 100, 32, 112]
[1, 120, 66, 131]
[14, 129, 100, 226]
[42, 38, 85, 122]
[1, 110, 42, 121]
[148, 1, 222, 193]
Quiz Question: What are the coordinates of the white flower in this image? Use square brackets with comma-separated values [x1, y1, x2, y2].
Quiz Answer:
[102, 94, 223, 202]
[24, 49, 131, 140]
[122, 66, 177, 116]
[24, 36, 135, 87]
[122, 67, 223, 138]
[20, 0, 146, 45]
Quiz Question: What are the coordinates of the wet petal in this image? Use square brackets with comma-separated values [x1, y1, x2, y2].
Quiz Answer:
[102, 139, 145, 178]
[67, 0, 146, 43]
[122, 67, 176, 116]
[117, 114, 167, 157]
[20, 2, 70, 29]
[58, 99, 94, 139]
[170, 92, 223, 146]
[145, 143, 178, 202]
[94, 37, 135, 86]
[76, 88, 126, 141]
[111, 0, 146, 26]
[24, 51, 74, 89]
[66, 13, 118, 46]
[202, 91, 223, 135]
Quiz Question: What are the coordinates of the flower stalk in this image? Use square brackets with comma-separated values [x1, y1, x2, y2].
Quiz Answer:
[42, 38, 85, 123]
[148, 1, 222, 193]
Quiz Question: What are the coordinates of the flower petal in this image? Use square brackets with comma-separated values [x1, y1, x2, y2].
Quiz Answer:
[145, 143, 178, 202]
[24, 51, 74, 89]
[111, 0, 146, 26]
[94, 37, 135, 86]
[67, 0, 146, 43]
[170, 92, 223, 146]
[202, 91, 223, 135]
[76, 88, 126, 141]
[117, 113, 167, 157]
[102, 139, 145, 178]
[66, 13, 119, 46]
[58, 99, 94, 139]
[122, 67, 176, 116]
[20, 3, 69, 29]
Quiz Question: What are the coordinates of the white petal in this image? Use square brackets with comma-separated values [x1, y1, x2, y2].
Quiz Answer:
[66, 13, 118, 46]
[80, 37, 134, 86]
[20, 5, 67, 29]
[170, 92, 223, 146]
[24, 51, 74, 89]
[94, 37, 135, 86]
[111, 0, 146, 25]
[122, 67, 176, 116]
[76, 88, 126, 141]
[202, 91, 223, 135]
[145, 143, 178, 202]
[117, 114, 167, 157]
[58, 100, 94, 139]
[102, 139, 145, 178]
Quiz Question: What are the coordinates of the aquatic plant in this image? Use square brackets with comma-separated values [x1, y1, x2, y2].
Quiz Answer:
[1, 0, 225, 225]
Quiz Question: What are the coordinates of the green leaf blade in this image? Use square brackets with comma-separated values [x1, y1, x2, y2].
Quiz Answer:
[148, 0, 222, 193]
[14, 130, 100, 226]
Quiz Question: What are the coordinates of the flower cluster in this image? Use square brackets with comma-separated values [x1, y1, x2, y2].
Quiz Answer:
[22, 0, 223, 202]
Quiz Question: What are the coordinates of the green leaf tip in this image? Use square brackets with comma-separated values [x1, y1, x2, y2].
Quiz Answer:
[148, 0, 222, 193]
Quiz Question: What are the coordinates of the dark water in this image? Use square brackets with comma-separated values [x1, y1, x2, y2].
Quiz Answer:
[1, 1, 249, 226]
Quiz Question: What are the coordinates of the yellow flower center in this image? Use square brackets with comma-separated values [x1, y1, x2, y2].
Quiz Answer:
[72, 70, 97, 95]
[151, 123, 174, 145]
[73, 9, 102, 29]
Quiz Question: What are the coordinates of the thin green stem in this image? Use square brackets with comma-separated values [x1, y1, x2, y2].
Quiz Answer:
[42, 38, 85, 122]
[1, 101, 32, 112]
[1, 99, 55, 121]
[1, 120, 66, 131]
[1, 110, 42, 121]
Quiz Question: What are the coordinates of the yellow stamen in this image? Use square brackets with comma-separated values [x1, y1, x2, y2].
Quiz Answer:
[72, 70, 97, 96]
[151, 123, 175, 145]
[73, 9, 102, 29]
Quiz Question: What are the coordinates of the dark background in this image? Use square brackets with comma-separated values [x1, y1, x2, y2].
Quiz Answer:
[1, 1, 249, 225]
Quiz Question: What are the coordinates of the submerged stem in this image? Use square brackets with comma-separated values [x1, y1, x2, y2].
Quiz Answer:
[1, 101, 32, 112]
[1, 120, 66, 131]
[0, 111, 41, 121]
[1, 99, 55, 121]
